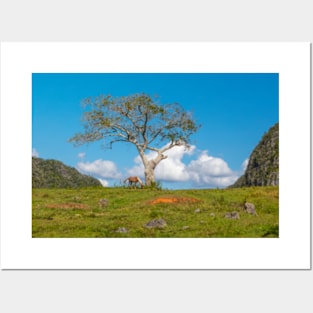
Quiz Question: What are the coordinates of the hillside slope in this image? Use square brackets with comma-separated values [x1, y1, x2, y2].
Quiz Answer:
[230, 123, 279, 187]
[32, 157, 102, 188]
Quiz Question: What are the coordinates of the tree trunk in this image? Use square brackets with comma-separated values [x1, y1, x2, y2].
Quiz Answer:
[139, 150, 168, 187]
[144, 164, 155, 187]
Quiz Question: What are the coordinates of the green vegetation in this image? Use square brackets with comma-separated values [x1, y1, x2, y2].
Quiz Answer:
[230, 122, 279, 187]
[32, 157, 102, 188]
[68, 93, 201, 186]
[32, 186, 279, 238]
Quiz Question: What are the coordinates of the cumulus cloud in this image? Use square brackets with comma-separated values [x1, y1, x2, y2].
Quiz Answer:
[187, 151, 236, 186]
[77, 159, 122, 179]
[188, 152, 232, 176]
[32, 148, 39, 157]
[98, 179, 109, 187]
[155, 145, 195, 182]
[127, 145, 195, 182]
[242, 158, 249, 172]
[127, 144, 239, 188]
[126, 155, 145, 177]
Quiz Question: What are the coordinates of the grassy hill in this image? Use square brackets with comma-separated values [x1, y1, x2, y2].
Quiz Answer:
[32, 157, 102, 188]
[32, 186, 278, 238]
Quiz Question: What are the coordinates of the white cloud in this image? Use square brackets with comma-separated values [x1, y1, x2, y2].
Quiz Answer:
[127, 145, 195, 182]
[187, 151, 238, 187]
[98, 179, 109, 187]
[155, 145, 195, 182]
[78, 152, 86, 159]
[77, 159, 122, 179]
[242, 158, 249, 172]
[127, 144, 238, 188]
[32, 148, 39, 157]
[126, 155, 145, 177]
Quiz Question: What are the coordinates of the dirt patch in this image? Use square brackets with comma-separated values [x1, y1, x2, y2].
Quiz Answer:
[148, 196, 200, 205]
[46, 203, 90, 210]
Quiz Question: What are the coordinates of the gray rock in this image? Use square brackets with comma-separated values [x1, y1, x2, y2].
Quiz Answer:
[115, 227, 129, 233]
[225, 211, 240, 219]
[194, 208, 201, 213]
[209, 213, 216, 217]
[182, 226, 190, 230]
[244, 202, 257, 215]
[98, 198, 109, 208]
[145, 218, 167, 228]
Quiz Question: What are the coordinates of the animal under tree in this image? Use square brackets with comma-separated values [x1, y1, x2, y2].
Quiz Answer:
[69, 93, 200, 186]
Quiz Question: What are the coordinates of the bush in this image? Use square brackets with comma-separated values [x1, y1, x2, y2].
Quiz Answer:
[147, 180, 163, 190]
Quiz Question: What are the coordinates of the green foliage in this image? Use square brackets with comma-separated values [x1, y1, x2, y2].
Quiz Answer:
[69, 92, 201, 187]
[69, 92, 201, 150]
[32, 186, 279, 238]
[32, 157, 102, 188]
[145, 180, 163, 190]
[230, 123, 279, 188]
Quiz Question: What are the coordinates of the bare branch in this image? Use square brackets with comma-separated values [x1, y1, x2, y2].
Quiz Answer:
[69, 92, 201, 186]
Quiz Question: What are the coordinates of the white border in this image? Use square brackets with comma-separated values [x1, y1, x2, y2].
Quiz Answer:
[0, 42, 311, 269]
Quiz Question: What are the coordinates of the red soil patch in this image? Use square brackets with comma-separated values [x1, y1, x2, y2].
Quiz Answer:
[148, 196, 200, 205]
[46, 203, 90, 210]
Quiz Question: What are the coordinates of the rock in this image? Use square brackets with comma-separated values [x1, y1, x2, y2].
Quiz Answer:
[228, 123, 279, 188]
[225, 211, 240, 219]
[145, 218, 167, 228]
[244, 202, 257, 215]
[115, 227, 129, 233]
[209, 213, 216, 217]
[182, 226, 190, 230]
[98, 198, 109, 208]
[194, 208, 201, 213]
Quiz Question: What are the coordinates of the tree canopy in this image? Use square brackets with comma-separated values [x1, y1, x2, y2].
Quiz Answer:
[69, 93, 201, 186]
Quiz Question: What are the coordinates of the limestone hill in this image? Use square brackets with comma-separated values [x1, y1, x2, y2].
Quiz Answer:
[32, 157, 102, 188]
[229, 123, 279, 187]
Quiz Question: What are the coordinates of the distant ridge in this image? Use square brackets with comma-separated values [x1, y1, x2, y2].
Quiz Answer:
[32, 157, 102, 188]
[229, 123, 279, 188]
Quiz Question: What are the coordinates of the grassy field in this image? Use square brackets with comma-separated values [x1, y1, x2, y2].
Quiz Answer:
[32, 186, 279, 238]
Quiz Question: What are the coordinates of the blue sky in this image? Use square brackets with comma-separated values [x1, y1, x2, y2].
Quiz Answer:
[32, 73, 278, 189]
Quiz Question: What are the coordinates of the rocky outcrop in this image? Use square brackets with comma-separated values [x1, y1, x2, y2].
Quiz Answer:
[230, 123, 279, 187]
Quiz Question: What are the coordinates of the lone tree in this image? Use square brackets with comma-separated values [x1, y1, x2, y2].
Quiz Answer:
[69, 93, 200, 186]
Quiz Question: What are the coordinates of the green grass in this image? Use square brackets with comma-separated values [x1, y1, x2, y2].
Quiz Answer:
[32, 186, 279, 238]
